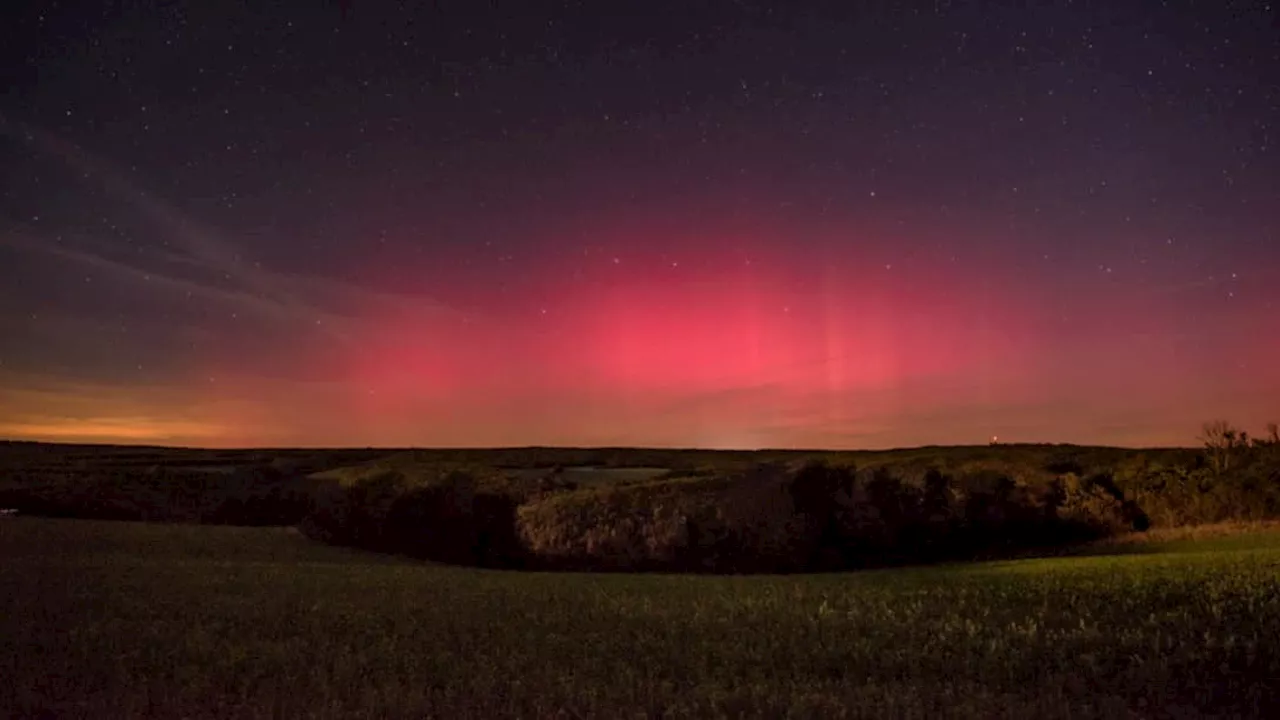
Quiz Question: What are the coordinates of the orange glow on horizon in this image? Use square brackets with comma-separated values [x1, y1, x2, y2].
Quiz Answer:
[0, 418, 228, 444]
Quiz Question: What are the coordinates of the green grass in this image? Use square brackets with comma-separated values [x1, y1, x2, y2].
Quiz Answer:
[3, 519, 1279, 718]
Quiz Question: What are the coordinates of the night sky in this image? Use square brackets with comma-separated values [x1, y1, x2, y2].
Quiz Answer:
[1, 1, 1277, 449]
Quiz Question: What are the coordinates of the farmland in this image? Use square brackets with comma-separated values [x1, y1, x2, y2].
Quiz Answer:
[3, 435, 1279, 574]
[3, 517, 1280, 718]
[2, 437, 1278, 716]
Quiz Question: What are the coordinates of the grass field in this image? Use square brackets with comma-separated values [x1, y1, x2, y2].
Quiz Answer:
[3, 518, 1279, 719]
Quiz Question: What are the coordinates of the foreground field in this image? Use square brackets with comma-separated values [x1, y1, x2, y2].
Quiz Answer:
[3, 519, 1279, 718]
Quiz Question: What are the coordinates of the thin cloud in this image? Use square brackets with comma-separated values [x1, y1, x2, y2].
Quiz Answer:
[0, 227, 332, 329]
[1, 117, 477, 340]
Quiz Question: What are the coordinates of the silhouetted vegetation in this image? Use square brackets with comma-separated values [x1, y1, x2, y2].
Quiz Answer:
[513, 460, 1154, 572]
[298, 466, 546, 567]
[0, 465, 315, 525]
[2, 420, 1277, 573]
[1111, 421, 1280, 527]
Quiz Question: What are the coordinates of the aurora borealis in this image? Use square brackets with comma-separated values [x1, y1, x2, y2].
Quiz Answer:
[1, 1, 1277, 448]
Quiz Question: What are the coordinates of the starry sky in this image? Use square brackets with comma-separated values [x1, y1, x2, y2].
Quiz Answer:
[1, 1, 1277, 449]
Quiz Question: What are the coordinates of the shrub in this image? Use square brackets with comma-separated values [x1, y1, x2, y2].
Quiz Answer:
[512, 460, 1147, 573]
[0, 466, 313, 526]
[1051, 473, 1149, 535]
[299, 467, 526, 567]
[515, 475, 733, 571]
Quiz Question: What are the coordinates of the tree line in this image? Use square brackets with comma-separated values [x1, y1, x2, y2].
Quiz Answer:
[3, 420, 1276, 573]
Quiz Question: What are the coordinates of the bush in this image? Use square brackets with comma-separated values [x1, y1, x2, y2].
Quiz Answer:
[10, 420, 1277, 575]
[511, 460, 1151, 573]
[1051, 473, 1149, 535]
[0, 466, 313, 525]
[1110, 427, 1280, 527]
[515, 474, 737, 571]
[300, 468, 527, 567]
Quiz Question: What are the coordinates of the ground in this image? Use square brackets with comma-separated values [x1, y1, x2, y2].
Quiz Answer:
[3, 517, 1279, 718]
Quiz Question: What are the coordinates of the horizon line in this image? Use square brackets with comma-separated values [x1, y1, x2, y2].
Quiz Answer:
[0, 438, 1199, 453]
